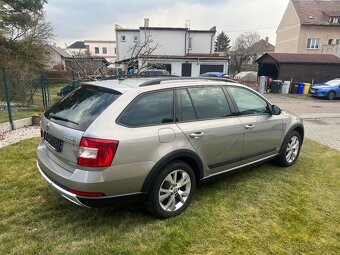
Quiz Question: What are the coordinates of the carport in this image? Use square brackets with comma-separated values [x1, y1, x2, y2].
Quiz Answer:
[256, 53, 340, 83]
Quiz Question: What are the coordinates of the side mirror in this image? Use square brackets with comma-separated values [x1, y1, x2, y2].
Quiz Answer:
[271, 105, 282, 115]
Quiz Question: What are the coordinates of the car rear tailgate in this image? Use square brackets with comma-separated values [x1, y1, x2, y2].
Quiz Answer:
[40, 115, 84, 173]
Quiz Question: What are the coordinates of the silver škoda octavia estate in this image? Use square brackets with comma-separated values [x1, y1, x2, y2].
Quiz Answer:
[37, 77, 304, 218]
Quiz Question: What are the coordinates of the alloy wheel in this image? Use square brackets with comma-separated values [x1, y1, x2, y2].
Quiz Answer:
[158, 169, 191, 212]
[328, 92, 335, 100]
[285, 136, 300, 163]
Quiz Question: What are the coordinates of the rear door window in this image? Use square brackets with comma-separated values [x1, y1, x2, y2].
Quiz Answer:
[187, 87, 232, 120]
[44, 85, 120, 131]
[118, 90, 174, 127]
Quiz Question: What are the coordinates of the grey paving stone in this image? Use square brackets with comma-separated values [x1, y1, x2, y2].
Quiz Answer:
[265, 93, 340, 151]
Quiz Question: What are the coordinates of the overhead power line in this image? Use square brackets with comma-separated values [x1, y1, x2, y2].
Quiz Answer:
[223, 23, 298, 33]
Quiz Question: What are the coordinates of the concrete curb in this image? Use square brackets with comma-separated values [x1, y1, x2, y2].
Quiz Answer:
[0, 117, 32, 133]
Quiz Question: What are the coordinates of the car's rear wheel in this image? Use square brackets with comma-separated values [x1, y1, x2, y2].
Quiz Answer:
[145, 161, 196, 219]
[277, 131, 302, 167]
[327, 91, 336, 100]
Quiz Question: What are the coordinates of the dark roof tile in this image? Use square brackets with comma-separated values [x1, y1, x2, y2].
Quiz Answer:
[46, 44, 72, 58]
[257, 53, 340, 64]
[68, 41, 86, 49]
[250, 39, 275, 52]
[292, 0, 340, 25]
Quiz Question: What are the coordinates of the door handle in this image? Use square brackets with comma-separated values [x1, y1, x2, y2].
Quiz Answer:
[244, 124, 255, 130]
[189, 132, 204, 138]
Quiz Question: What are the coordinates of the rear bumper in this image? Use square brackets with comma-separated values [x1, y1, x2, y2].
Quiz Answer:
[37, 161, 86, 207]
[37, 161, 147, 207]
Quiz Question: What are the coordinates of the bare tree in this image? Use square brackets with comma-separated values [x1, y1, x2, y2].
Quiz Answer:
[230, 32, 261, 74]
[122, 30, 161, 75]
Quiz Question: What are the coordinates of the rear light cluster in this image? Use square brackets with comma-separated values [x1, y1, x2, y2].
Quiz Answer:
[77, 137, 119, 167]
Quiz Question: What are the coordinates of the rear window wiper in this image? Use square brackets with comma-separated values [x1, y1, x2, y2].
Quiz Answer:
[49, 113, 79, 125]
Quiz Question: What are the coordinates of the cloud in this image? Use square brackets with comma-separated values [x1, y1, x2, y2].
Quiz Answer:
[46, 0, 289, 46]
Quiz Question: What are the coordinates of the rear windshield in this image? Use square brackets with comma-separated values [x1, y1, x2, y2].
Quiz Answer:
[44, 85, 120, 131]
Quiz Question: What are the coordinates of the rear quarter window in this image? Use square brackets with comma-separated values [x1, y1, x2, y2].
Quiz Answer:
[118, 90, 174, 127]
[44, 85, 120, 131]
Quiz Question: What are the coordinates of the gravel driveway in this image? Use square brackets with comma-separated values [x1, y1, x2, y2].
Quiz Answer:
[0, 126, 40, 149]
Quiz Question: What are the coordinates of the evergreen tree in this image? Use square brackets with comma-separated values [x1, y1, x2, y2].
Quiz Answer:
[215, 31, 231, 52]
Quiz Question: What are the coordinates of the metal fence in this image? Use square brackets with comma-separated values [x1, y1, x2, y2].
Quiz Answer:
[0, 68, 71, 136]
[233, 77, 259, 91]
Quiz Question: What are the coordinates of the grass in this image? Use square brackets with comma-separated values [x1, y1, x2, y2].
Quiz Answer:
[0, 83, 65, 124]
[0, 109, 40, 124]
[48, 83, 66, 104]
[0, 138, 339, 255]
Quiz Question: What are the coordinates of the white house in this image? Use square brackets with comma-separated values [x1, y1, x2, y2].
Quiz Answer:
[115, 22, 229, 77]
[45, 44, 72, 70]
[84, 40, 117, 64]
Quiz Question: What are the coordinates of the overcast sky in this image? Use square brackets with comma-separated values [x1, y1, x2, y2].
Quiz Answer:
[45, 0, 289, 47]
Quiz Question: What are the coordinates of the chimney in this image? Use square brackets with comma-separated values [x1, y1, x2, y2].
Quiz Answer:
[144, 18, 149, 27]
[265, 37, 269, 43]
[185, 20, 191, 29]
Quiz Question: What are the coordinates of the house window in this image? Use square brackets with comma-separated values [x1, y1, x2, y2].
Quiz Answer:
[336, 39, 340, 45]
[133, 36, 138, 42]
[306, 38, 320, 49]
[102, 47, 107, 54]
[121, 35, 126, 42]
[328, 39, 334, 45]
[95, 47, 99, 54]
[114, 47, 117, 54]
[329, 17, 340, 24]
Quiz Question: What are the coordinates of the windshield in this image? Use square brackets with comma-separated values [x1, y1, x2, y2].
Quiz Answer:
[325, 79, 340, 86]
[44, 85, 121, 131]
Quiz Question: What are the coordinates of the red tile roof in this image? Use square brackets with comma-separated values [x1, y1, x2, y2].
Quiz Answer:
[257, 53, 340, 64]
[250, 39, 275, 52]
[292, 0, 340, 25]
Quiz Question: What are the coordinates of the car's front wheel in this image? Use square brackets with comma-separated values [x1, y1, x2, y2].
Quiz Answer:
[145, 161, 196, 219]
[277, 131, 302, 167]
[327, 91, 336, 100]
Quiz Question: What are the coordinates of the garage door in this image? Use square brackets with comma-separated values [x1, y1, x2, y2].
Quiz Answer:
[200, 65, 224, 74]
[182, 63, 192, 77]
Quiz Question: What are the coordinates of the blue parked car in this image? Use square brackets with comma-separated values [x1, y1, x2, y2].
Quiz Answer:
[310, 78, 340, 100]
[199, 72, 230, 78]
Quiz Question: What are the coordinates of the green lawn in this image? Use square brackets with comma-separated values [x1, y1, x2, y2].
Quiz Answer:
[0, 138, 339, 255]
[48, 83, 66, 104]
[0, 83, 65, 124]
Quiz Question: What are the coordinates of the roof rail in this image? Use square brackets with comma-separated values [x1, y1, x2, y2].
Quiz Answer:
[139, 77, 236, 87]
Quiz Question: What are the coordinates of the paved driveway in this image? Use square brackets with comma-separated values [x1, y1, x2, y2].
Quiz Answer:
[265, 94, 340, 151]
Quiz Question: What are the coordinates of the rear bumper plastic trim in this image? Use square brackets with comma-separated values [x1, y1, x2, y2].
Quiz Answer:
[36, 160, 147, 208]
[36, 161, 89, 207]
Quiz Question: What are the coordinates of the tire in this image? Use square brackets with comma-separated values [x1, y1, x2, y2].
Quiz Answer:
[277, 131, 302, 167]
[145, 161, 196, 219]
[327, 91, 336, 100]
